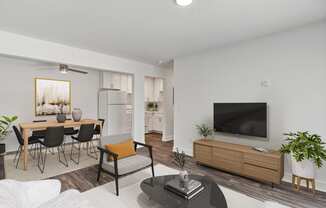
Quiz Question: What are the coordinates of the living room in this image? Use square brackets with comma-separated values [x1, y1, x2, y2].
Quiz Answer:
[0, 1, 326, 208]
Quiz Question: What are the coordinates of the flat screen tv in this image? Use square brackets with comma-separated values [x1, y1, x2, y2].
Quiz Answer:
[214, 103, 267, 138]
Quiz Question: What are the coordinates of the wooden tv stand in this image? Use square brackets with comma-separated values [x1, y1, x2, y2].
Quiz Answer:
[193, 139, 284, 184]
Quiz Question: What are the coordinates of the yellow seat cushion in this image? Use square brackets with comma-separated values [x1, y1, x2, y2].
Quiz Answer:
[105, 139, 136, 161]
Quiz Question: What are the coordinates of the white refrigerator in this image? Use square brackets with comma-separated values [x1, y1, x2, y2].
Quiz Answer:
[98, 89, 133, 136]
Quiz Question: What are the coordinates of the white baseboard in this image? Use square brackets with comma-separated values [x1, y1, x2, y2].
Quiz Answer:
[282, 172, 326, 192]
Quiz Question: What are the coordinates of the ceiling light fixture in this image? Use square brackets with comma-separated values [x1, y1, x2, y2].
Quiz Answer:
[176, 0, 192, 7]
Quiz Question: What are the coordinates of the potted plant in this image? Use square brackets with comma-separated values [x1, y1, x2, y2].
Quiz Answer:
[147, 102, 158, 111]
[196, 124, 213, 138]
[0, 115, 18, 155]
[280, 131, 326, 179]
[173, 148, 189, 184]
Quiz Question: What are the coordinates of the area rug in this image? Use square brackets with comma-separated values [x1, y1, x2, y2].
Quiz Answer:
[81, 164, 280, 208]
[5, 146, 98, 181]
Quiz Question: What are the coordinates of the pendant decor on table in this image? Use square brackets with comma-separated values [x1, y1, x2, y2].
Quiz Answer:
[56, 113, 66, 123]
[72, 108, 82, 122]
[56, 104, 66, 123]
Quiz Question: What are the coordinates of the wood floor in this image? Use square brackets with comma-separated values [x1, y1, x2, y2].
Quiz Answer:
[50, 133, 326, 208]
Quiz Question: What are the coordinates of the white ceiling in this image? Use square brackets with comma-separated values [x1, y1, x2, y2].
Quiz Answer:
[0, 0, 325, 64]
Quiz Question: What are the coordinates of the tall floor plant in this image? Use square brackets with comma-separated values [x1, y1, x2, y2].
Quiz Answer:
[0, 115, 18, 154]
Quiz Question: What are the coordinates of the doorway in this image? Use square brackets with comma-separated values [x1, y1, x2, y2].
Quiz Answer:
[144, 73, 174, 144]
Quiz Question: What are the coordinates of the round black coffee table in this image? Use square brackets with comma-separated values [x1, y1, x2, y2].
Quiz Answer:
[140, 175, 228, 208]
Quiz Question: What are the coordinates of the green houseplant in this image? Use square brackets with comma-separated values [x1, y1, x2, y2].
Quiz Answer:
[280, 131, 326, 178]
[0, 115, 18, 154]
[147, 102, 158, 111]
[196, 124, 213, 138]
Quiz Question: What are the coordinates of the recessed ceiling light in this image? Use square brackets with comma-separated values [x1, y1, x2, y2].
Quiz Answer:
[176, 0, 192, 7]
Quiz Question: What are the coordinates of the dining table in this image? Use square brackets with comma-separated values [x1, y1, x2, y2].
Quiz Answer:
[19, 119, 102, 170]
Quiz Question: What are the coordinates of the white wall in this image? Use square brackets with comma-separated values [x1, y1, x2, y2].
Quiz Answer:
[174, 21, 326, 190]
[0, 56, 99, 151]
[162, 63, 174, 141]
[0, 30, 165, 144]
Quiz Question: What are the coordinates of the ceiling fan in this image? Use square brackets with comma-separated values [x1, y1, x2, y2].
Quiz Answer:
[59, 64, 88, 74]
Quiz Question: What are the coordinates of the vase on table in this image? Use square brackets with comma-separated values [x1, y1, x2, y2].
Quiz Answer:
[56, 113, 66, 123]
[72, 108, 82, 122]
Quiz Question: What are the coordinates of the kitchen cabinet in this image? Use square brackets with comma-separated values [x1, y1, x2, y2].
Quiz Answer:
[145, 112, 163, 133]
[127, 75, 133, 94]
[103, 72, 121, 90]
[145, 77, 154, 102]
[153, 114, 163, 132]
[104, 72, 133, 93]
[145, 77, 164, 102]
[120, 74, 128, 92]
[111, 73, 121, 89]
[158, 78, 164, 92]
[153, 79, 161, 102]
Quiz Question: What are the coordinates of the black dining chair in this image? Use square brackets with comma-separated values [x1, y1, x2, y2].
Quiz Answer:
[12, 126, 40, 168]
[92, 119, 104, 148]
[31, 120, 47, 139]
[38, 126, 68, 173]
[31, 130, 47, 139]
[64, 127, 79, 136]
[70, 123, 96, 164]
[94, 119, 105, 138]
[63, 127, 79, 148]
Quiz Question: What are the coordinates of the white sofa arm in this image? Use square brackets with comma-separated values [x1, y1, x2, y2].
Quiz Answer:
[23, 180, 61, 208]
[38, 189, 93, 208]
[0, 179, 61, 208]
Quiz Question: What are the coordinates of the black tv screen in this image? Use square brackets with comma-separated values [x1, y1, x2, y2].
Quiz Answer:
[214, 103, 267, 138]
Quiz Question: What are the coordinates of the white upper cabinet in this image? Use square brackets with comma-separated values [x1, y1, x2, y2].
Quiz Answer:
[120, 74, 133, 94]
[127, 75, 133, 94]
[111, 73, 121, 89]
[103, 72, 133, 94]
[103, 72, 121, 90]
[145, 77, 164, 102]
[159, 79, 164, 92]
[153, 78, 161, 102]
[120, 74, 128, 92]
[145, 77, 153, 102]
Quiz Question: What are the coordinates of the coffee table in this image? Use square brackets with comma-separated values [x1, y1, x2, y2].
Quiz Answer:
[140, 175, 228, 208]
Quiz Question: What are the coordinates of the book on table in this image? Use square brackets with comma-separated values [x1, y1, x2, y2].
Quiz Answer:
[165, 179, 204, 199]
